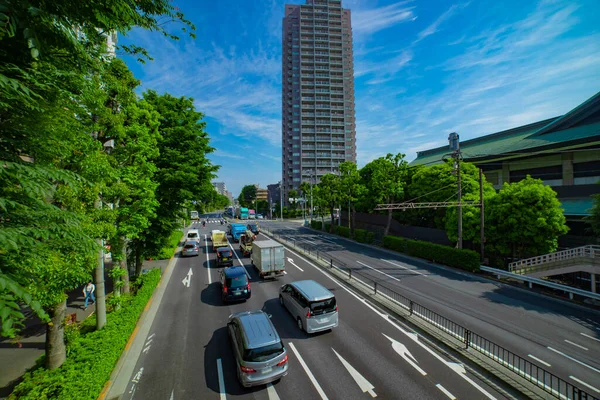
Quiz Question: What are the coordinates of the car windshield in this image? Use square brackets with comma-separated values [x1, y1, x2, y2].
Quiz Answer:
[188, 233, 198, 239]
[244, 342, 284, 363]
[226, 275, 248, 289]
[310, 297, 336, 315]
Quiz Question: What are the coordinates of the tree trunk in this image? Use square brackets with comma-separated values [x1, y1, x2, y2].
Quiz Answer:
[351, 205, 356, 236]
[135, 241, 143, 276]
[121, 239, 130, 294]
[330, 206, 335, 233]
[384, 209, 393, 237]
[45, 300, 67, 370]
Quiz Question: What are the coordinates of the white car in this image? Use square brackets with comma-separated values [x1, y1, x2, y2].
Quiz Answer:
[257, 214, 264, 219]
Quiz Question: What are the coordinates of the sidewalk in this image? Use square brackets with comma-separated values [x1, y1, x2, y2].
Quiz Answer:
[0, 258, 169, 399]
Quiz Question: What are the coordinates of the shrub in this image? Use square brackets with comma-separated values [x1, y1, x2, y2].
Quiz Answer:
[10, 269, 162, 400]
[310, 220, 322, 230]
[153, 230, 183, 260]
[382, 235, 480, 272]
[354, 229, 374, 244]
[334, 225, 351, 238]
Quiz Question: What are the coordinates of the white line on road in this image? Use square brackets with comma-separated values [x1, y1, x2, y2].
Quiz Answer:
[547, 347, 600, 374]
[204, 235, 211, 284]
[279, 246, 498, 400]
[528, 354, 551, 367]
[170, 389, 174, 400]
[266, 383, 281, 400]
[436, 384, 456, 399]
[217, 358, 226, 400]
[581, 333, 600, 342]
[332, 348, 377, 397]
[569, 376, 600, 393]
[227, 240, 251, 278]
[287, 257, 304, 272]
[357, 260, 402, 283]
[382, 333, 427, 376]
[564, 339, 588, 350]
[382, 259, 426, 276]
[288, 342, 328, 400]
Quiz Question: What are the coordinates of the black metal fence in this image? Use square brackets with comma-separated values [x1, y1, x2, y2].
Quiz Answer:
[262, 226, 598, 400]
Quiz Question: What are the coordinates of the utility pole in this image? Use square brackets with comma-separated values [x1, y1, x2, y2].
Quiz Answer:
[449, 132, 462, 249]
[479, 168, 485, 262]
[279, 180, 284, 221]
[94, 197, 107, 330]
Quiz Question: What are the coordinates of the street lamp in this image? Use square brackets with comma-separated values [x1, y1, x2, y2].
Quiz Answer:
[448, 132, 463, 249]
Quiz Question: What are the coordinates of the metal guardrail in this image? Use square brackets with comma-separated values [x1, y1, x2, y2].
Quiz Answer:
[509, 245, 600, 273]
[481, 266, 600, 302]
[261, 226, 599, 400]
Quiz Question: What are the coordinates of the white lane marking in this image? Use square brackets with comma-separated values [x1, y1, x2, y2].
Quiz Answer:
[204, 235, 211, 284]
[436, 384, 456, 399]
[382, 333, 427, 376]
[564, 339, 589, 350]
[280, 245, 498, 400]
[528, 354, 551, 367]
[570, 376, 600, 393]
[288, 342, 328, 400]
[301, 237, 318, 244]
[217, 358, 226, 400]
[286, 257, 304, 272]
[182, 268, 193, 288]
[148, 333, 156, 340]
[332, 348, 377, 397]
[382, 259, 426, 276]
[227, 240, 251, 278]
[267, 383, 281, 400]
[581, 333, 600, 343]
[170, 389, 174, 400]
[357, 260, 401, 283]
[547, 347, 600, 374]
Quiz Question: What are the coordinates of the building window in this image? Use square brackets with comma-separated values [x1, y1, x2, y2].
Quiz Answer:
[293, 153, 300, 156]
[293, 104, 300, 108]
[293, 178, 301, 182]
[293, 128, 300, 131]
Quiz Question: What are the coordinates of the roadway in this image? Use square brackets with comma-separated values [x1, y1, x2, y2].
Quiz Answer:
[118, 214, 511, 399]
[259, 220, 600, 397]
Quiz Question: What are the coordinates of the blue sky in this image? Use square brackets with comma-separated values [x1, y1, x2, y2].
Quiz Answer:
[121, 0, 600, 198]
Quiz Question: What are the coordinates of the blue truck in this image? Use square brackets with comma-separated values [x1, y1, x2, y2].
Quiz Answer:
[230, 223, 247, 242]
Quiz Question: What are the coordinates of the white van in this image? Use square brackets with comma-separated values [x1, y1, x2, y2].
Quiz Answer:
[187, 229, 200, 242]
[279, 280, 338, 334]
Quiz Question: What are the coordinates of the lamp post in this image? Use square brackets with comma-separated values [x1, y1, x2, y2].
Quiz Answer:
[448, 132, 462, 249]
[279, 180, 283, 221]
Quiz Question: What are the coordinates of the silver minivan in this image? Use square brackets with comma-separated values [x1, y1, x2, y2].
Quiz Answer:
[228, 310, 288, 387]
[279, 280, 338, 334]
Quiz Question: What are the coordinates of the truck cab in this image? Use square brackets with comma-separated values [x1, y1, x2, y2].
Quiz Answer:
[230, 224, 247, 242]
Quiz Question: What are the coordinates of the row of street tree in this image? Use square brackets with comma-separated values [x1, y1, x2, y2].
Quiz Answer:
[288, 155, 586, 265]
[0, 0, 217, 369]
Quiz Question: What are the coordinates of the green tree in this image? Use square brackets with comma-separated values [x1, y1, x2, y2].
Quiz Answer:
[289, 189, 298, 211]
[339, 161, 364, 235]
[316, 174, 342, 231]
[360, 153, 409, 236]
[238, 185, 257, 208]
[136, 91, 217, 274]
[486, 176, 569, 260]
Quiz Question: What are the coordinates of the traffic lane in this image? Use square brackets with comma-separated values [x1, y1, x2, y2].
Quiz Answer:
[282, 247, 505, 400]
[124, 239, 210, 399]
[327, 250, 600, 392]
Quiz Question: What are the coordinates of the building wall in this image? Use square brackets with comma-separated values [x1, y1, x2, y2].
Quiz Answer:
[256, 188, 268, 201]
[212, 182, 226, 195]
[282, 0, 356, 205]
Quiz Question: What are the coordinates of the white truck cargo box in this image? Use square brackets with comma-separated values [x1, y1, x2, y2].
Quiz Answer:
[250, 240, 285, 279]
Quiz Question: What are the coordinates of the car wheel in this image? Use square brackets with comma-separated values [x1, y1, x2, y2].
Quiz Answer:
[297, 317, 303, 331]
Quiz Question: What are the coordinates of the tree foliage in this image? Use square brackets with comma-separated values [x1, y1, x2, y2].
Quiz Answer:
[238, 185, 257, 207]
[486, 176, 568, 259]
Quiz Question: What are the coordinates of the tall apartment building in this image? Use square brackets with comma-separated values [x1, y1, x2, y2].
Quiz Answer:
[282, 0, 356, 204]
[211, 182, 226, 195]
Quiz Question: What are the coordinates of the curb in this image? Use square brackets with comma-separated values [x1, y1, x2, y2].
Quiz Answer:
[98, 236, 183, 400]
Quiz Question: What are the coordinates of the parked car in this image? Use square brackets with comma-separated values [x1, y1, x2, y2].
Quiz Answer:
[247, 223, 260, 235]
[220, 266, 250, 302]
[181, 240, 200, 257]
[279, 280, 338, 333]
[227, 310, 288, 387]
[216, 247, 234, 267]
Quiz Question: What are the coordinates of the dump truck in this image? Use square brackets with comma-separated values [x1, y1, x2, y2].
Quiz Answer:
[239, 230, 256, 257]
[250, 240, 285, 279]
[212, 230, 228, 250]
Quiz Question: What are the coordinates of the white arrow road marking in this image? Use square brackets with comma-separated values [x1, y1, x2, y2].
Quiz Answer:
[267, 383, 281, 400]
[332, 348, 377, 397]
[169, 389, 174, 400]
[217, 358, 227, 400]
[182, 268, 193, 288]
[288, 342, 328, 400]
[287, 257, 304, 272]
[382, 333, 427, 375]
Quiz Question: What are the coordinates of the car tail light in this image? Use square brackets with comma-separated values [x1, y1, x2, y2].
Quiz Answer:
[276, 355, 288, 366]
[223, 286, 228, 294]
[306, 310, 312, 318]
[240, 365, 256, 373]
[335, 305, 338, 312]
[247, 282, 251, 290]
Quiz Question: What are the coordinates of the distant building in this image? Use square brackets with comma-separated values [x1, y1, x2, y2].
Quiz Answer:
[212, 182, 226, 195]
[224, 190, 234, 205]
[268, 183, 281, 205]
[256, 186, 268, 201]
[411, 91, 600, 246]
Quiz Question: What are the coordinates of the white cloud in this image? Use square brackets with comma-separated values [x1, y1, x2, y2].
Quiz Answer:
[415, 4, 461, 42]
[351, 1, 415, 36]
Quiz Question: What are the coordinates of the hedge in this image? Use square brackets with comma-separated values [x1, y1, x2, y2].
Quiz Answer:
[10, 269, 162, 400]
[383, 235, 480, 272]
[353, 229, 374, 244]
[310, 220, 322, 230]
[334, 225, 351, 238]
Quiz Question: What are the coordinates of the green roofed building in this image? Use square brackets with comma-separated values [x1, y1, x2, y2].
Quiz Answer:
[410, 91, 600, 244]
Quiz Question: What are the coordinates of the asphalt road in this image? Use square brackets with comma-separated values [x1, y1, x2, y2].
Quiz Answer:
[118, 214, 510, 400]
[259, 220, 600, 397]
